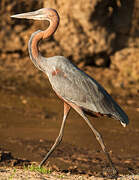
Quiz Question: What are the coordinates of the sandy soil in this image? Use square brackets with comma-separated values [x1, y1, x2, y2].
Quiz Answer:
[0, 167, 138, 180]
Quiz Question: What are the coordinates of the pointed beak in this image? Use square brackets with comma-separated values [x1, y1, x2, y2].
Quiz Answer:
[11, 9, 46, 20]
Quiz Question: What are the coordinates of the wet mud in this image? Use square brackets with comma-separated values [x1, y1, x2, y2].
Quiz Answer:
[0, 83, 139, 177]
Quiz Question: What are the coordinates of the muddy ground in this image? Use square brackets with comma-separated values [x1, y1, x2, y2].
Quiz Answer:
[0, 80, 139, 179]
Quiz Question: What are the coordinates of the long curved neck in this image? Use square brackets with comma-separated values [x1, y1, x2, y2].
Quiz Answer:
[28, 13, 59, 71]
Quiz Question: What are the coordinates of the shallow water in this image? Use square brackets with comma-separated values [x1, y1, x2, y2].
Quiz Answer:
[0, 86, 139, 174]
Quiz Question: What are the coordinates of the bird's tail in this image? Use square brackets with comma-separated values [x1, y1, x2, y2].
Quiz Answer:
[113, 104, 129, 127]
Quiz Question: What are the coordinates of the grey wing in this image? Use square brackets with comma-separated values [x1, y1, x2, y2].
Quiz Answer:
[49, 62, 129, 126]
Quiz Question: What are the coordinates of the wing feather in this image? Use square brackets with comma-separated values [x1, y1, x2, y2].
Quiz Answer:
[47, 57, 129, 126]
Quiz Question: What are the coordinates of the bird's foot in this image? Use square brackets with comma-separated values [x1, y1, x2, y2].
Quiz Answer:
[102, 167, 119, 179]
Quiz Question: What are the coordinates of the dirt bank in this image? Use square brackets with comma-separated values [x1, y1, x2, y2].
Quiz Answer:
[0, 0, 139, 96]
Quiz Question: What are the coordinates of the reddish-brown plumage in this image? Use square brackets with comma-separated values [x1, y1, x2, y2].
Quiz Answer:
[31, 32, 43, 59]
[52, 68, 67, 78]
[52, 68, 61, 76]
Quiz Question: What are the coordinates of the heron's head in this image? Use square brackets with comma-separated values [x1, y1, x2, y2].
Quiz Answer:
[11, 8, 59, 22]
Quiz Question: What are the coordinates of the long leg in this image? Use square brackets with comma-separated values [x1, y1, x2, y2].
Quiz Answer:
[39, 102, 71, 167]
[68, 102, 118, 176]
